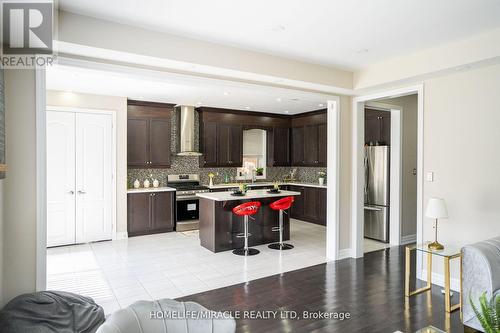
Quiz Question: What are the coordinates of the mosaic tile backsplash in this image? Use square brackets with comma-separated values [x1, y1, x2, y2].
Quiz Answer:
[128, 107, 327, 187]
[128, 161, 326, 187]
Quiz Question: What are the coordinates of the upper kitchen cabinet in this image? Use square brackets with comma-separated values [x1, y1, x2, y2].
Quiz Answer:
[198, 107, 289, 168]
[365, 108, 391, 145]
[267, 126, 290, 167]
[291, 126, 305, 166]
[291, 109, 327, 167]
[200, 121, 217, 166]
[216, 123, 243, 167]
[127, 100, 174, 168]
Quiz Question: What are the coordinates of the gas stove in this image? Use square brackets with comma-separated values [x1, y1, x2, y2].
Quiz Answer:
[168, 174, 207, 232]
[167, 174, 209, 200]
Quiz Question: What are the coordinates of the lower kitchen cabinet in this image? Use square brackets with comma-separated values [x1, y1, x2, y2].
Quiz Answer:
[288, 185, 326, 226]
[127, 191, 175, 237]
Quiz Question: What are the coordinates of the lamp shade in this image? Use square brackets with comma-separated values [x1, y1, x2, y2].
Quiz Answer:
[425, 198, 448, 219]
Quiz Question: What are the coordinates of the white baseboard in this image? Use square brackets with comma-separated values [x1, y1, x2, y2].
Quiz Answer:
[420, 269, 460, 292]
[115, 232, 128, 240]
[401, 234, 416, 245]
[338, 248, 352, 260]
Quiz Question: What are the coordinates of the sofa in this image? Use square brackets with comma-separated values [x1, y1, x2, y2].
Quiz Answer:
[462, 236, 500, 331]
[97, 299, 236, 333]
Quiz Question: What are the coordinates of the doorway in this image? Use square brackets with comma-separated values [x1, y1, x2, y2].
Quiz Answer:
[46, 107, 116, 247]
[352, 86, 423, 258]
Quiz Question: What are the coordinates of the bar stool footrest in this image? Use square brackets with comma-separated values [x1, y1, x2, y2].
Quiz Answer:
[268, 243, 294, 250]
[232, 248, 260, 256]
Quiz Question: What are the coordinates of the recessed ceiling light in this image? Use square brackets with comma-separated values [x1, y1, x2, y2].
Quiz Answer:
[197, 102, 203, 105]
[245, 106, 250, 110]
[272, 25, 286, 32]
[223, 91, 230, 96]
[284, 110, 290, 114]
[276, 98, 282, 102]
[319, 103, 324, 107]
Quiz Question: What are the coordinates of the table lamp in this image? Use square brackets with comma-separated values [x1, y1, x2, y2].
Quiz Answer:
[425, 198, 448, 250]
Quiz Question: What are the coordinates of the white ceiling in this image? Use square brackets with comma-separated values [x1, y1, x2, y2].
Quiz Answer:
[59, 0, 500, 69]
[46, 64, 333, 114]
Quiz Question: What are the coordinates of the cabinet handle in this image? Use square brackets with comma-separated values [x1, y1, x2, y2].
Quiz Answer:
[78, 190, 86, 194]
[68, 190, 74, 195]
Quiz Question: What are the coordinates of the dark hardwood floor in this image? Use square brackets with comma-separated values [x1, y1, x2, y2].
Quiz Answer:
[178, 246, 465, 333]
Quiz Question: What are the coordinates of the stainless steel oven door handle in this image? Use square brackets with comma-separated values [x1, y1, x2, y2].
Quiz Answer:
[363, 206, 382, 211]
[176, 195, 200, 201]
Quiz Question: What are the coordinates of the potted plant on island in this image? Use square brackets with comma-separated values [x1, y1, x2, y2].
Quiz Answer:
[318, 171, 326, 186]
[255, 167, 264, 176]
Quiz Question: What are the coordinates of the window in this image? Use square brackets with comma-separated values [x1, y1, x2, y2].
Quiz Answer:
[236, 129, 266, 180]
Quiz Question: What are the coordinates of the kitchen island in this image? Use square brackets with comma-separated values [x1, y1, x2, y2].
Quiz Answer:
[196, 189, 301, 253]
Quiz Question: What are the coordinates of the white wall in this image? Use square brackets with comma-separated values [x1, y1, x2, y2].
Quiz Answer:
[3, 69, 38, 304]
[339, 95, 352, 251]
[421, 64, 500, 278]
[379, 95, 418, 238]
[46, 91, 128, 235]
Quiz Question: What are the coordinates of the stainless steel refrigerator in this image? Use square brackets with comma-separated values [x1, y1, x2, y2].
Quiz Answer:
[364, 145, 390, 243]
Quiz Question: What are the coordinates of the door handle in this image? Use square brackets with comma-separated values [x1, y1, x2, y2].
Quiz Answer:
[78, 190, 86, 194]
[364, 206, 382, 211]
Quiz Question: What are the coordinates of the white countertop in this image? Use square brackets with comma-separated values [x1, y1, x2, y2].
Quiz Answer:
[206, 182, 327, 190]
[127, 186, 176, 194]
[196, 189, 301, 201]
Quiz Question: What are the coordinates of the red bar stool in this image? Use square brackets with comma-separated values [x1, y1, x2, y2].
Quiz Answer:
[232, 201, 261, 256]
[268, 196, 295, 250]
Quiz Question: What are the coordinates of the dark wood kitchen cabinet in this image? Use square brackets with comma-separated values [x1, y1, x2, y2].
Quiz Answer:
[365, 108, 391, 145]
[127, 101, 173, 168]
[304, 125, 319, 165]
[303, 187, 320, 221]
[200, 122, 217, 166]
[127, 191, 175, 237]
[290, 110, 327, 167]
[199, 121, 243, 167]
[267, 126, 290, 166]
[288, 185, 326, 226]
[216, 124, 243, 167]
[318, 188, 327, 226]
[291, 127, 305, 166]
[318, 123, 327, 166]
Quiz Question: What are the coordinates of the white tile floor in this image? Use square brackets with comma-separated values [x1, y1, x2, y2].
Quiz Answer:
[47, 219, 326, 315]
[364, 238, 392, 253]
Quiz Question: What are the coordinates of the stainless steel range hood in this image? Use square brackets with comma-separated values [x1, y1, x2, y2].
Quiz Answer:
[176, 105, 202, 156]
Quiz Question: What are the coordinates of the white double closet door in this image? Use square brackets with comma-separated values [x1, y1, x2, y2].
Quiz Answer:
[47, 110, 113, 247]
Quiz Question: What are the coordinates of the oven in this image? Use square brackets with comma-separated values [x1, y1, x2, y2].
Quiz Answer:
[168, 174, 208, 232]
[176, 197, 200, 222]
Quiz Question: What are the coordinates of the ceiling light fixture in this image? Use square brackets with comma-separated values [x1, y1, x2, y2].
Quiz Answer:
[245, 106, 250, 110]
[272, 25, 286, 32]
[276, 98, 282, 102]
[197, 102, 203, 105]
[319, 103, 324, 107]
[284, 110, 289, 114]
[223, 91, 230, 96]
